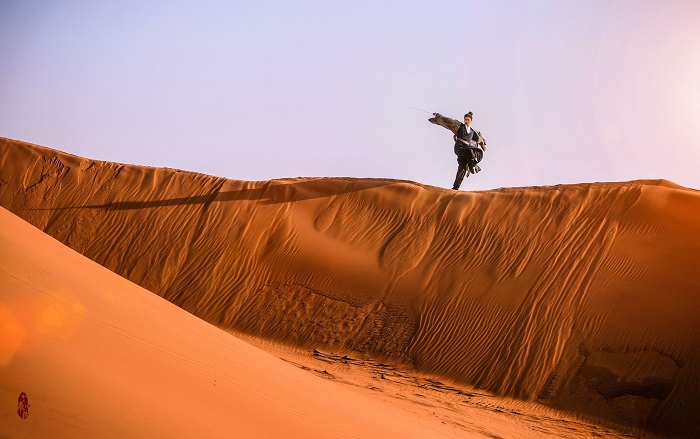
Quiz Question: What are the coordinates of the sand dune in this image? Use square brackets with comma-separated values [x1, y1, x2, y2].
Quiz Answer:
[0, 205, 476, 438]
[1, 137, 699, 437]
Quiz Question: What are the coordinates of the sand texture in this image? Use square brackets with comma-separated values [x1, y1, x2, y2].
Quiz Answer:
[1, 137, 699, 437]
[0, 204, 478, 438]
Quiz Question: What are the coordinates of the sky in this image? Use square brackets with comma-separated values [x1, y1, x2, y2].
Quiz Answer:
[1, 0, 699, 191]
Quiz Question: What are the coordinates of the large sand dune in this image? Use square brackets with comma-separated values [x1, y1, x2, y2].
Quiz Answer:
[2, 137, 699, 436]
[0, 204, 474, 438]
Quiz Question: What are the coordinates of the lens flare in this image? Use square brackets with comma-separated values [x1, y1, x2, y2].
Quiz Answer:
[0, 304, 27, 365]
[35, 289, 85, 340]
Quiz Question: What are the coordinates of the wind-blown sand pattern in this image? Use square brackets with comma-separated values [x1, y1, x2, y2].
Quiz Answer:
[0, 204, 474, 438]
[1, 137, 699, 437]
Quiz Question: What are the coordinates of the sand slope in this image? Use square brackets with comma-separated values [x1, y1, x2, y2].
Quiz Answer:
[0, 206, 472, 438]
[1, 137, 699, 436]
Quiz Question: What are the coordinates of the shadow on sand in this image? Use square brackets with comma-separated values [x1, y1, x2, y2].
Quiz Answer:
[27, 178, 403, 212]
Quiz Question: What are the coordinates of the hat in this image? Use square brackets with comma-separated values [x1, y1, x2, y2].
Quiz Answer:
[464, 112, 473, 119]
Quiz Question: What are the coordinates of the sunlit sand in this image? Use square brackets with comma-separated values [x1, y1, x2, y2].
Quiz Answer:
[2, 137, 698, 438]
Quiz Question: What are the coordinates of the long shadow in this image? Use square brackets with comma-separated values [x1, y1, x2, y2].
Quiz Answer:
[27, 178, 404, 212]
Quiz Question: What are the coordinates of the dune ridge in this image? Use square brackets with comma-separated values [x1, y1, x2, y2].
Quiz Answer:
[2, 137, 699, 436]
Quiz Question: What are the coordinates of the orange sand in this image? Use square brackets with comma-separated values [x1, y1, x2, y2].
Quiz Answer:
[1, 137, 699, 437]
[0, 205, 475, 438]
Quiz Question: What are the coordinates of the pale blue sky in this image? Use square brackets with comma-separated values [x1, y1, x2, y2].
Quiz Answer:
[2, 1, 699, 190]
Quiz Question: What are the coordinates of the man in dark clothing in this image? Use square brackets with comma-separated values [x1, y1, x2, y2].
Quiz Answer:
[430, 111, 486, 190]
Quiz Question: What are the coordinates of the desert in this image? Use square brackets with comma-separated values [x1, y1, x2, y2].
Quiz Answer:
[1, 137, 699, 438]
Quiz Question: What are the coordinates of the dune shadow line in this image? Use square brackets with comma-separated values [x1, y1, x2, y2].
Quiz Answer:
[29, 178, 400, 211]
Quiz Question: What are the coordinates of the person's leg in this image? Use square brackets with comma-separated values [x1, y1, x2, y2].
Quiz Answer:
[452, 156, 468, 190]
[467, 149, 477, 174]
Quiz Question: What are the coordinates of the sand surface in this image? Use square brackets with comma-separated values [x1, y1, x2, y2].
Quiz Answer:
[1, 137, 699, 437]
[1, 205, 478, 438]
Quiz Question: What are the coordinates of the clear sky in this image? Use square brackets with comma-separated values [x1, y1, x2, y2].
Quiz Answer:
[2, 1, 699, 191]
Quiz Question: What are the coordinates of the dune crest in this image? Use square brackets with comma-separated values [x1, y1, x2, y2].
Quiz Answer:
[2, 137, 699, 436]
